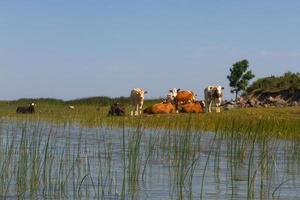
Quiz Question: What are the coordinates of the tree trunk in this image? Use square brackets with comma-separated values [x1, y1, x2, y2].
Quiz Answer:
[235, 91, 238, 100]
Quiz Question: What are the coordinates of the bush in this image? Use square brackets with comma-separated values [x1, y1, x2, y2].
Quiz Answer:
[247, 72, 300, 95]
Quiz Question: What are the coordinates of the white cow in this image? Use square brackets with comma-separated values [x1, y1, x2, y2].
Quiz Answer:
[204, 86, 224, 112]
[130, 88, 148, 116]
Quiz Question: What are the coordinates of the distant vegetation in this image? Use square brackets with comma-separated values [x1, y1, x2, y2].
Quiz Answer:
[246, 72, 300, 98]
[1, 96, 162, 107]
[66, 96, 130, 106]
[8, 98, 65, 105]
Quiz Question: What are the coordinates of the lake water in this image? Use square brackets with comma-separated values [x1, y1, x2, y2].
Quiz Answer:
[0, 120, 299, 199]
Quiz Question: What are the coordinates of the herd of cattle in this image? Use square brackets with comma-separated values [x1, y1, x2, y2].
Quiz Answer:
[109, 86, 224, 116]
[15, 86, 224, 115]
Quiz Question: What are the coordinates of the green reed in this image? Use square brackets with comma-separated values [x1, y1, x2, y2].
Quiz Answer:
[0, 103, 299, 199]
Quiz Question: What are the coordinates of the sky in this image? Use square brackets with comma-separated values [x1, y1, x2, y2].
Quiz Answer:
[0, 1, 299, 100]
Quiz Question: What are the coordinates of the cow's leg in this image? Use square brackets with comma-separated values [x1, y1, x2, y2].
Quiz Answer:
[129, 102, 133, 116]
[216, 105, 220, 112]
[204, 100, 208, 112]
[139, 102, 143, 115]
[135, 104, 139, 116]
[215, 98, 221, 112]
[208, 101, 212, 112]
[175, 99, 179, 113]
[130, 104, 134, 116]
[205, 99, 212, 113]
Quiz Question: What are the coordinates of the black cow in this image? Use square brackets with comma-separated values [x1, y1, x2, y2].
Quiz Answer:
[108, 103, 125, 116]
[16, 103, 36, 113]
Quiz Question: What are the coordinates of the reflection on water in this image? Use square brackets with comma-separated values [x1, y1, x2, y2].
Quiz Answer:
[0, 120, 300, 199]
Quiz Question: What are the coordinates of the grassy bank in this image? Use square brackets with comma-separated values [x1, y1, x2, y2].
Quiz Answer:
[0, 102, 299, 139]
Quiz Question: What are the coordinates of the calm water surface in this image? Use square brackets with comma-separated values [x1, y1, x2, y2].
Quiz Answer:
[0, 120, 299, 199]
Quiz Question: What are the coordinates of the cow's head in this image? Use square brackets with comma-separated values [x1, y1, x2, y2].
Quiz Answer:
[212, 86, 224, 98]
[136, 88, 148, 99]
[133, 88, 147, 94]
[30, 103, 36, 107]
[140, 89, 148, 97]
[167, 88, 178, 102]
[191, 91, 197, 102]
[198, 100, 205, 109]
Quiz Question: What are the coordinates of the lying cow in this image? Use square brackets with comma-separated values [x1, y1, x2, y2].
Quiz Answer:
[167, 88, 197, 113]
[204, 85, 224, 112]
[130, 88, 148, 116]
[143, 101, 174, 114]
[108, 103, 125, 116]
[16, 103, 36, 114]
[181, 101, 205, 113]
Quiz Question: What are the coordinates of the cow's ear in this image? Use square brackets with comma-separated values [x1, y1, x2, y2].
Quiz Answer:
[177, 88, 181, 92]
[221, 87, 224, 90]
[169, 90, 172, 92]
[144, 91, 148, 94]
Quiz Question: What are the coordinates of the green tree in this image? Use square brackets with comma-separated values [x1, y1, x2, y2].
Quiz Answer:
[227, 59, 255, 99]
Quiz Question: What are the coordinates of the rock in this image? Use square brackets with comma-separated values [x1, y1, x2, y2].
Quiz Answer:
[290, 101, 298, 107]
[235, 97, 243, 107]
[224, 104, 235, 110]
[273, 98, 288, 107]
[268, 96, 276, 103]
[224, 100, 236, 105]
[245, 99, 256, 107]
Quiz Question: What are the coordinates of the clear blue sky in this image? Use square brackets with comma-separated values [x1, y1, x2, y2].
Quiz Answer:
[1, 1, 299, 100]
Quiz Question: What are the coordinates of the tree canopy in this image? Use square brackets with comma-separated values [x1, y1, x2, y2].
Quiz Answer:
[227, 59, 255, 99]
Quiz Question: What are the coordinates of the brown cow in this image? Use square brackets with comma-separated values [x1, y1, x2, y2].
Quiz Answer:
[181, 101, 205, 113]
[143, 102, 174, 114]
[167, 88, 197, 113]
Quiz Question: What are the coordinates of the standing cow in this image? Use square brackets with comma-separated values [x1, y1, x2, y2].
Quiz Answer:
[204, 86, 224, 112]
[167, 88, 197, 113]
[130, 88, 148, 116]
